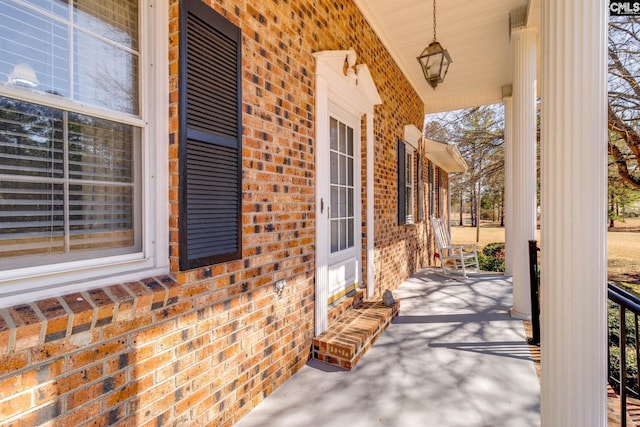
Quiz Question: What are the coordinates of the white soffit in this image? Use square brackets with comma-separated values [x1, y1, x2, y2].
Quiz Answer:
[425, 138, 467, 173]
[352, 0, 538, 113]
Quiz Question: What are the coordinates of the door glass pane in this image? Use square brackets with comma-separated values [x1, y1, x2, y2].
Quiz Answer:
[347, 157, 353, 186]
[330, 186, 338, 218]
[347, 218, 354, 247]
[331, 220, 339, 252]
[339, 219, 347, 250]
[339, 122, 346, 153]
[347, 127, 353, 156]
[339, 187, 346, 217]
[330, 151, 339, 184]
[330, 118, 338, 150]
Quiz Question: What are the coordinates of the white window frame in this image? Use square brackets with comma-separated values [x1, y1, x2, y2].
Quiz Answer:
[0, 0, 169, 306]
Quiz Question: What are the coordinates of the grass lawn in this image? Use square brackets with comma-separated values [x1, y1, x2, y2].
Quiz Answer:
[451, 218, 640, 285]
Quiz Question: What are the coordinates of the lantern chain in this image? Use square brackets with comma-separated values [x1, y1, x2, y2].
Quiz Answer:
[433, 0, 437, 42]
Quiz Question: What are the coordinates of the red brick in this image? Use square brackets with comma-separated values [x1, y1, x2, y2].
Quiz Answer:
[130, 322, 169, 347]
[141, 277, 167, 310]
[35, 298, 71, 343]
[61, 293, 94, 335]
[0, 368, 37, 400]
[0, 392, 31, 419]
[103, 376, 151, 408]
[0, 309, 13, 354]
[64, 371, 126, 411]
[7, 303, 44, 351]
[137, 378, 175, 408]
[123, 281, 153, 316]
[158, 275, 180, 305]
[85, 288, 116, 327]
[101, 311, 154, 341]
[67, 338, 127, 371]
[105, 284, 136, 322]
[135, 350, 174, 378]
[54, 400, 101, 426]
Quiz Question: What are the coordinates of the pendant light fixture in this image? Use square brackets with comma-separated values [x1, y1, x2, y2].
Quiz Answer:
[416, 0, 452, 90]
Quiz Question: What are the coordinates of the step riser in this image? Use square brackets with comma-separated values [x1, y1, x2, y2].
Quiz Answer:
[313, 300, 400, 370]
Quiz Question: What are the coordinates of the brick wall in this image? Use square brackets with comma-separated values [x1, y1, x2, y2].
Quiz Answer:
[0, 0, 443, 426]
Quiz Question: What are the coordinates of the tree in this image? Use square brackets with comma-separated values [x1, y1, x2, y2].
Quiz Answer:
[608, 16, 640, 189]
[425, 105, 505, 240]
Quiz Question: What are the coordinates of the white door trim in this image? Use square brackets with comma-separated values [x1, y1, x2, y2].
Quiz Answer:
[313, 50, 381, 335]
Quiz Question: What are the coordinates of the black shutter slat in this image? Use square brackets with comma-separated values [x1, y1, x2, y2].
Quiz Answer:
[179, 0, 242, 270]
[398, 140, 406, 225]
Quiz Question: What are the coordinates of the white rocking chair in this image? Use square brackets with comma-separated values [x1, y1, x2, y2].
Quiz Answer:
[431, 217, 480, 278]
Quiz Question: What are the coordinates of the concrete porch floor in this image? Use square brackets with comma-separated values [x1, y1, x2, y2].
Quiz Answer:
[236, 269, 540, 427]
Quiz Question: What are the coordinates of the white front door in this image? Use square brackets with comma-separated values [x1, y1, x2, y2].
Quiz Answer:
[321, 105, 361, 305]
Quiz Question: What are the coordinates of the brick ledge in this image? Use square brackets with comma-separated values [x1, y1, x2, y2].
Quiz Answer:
[0, 275, 179, 356]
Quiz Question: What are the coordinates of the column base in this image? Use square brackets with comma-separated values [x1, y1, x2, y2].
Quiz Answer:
[509, 307, 532, 321]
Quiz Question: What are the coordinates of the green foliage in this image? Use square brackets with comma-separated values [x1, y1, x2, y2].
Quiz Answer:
[478, 242, 505, 272]
[608, 298, 640, 395]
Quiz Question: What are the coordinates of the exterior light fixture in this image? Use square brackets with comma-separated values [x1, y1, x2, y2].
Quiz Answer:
[417, 0, 452, 90]
[8, 63, 39, 88]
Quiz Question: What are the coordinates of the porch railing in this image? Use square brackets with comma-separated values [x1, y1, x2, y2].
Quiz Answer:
[608, 282, 640, 427]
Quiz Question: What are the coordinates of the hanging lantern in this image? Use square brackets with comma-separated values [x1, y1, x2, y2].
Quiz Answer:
[416, 0, 452, 89]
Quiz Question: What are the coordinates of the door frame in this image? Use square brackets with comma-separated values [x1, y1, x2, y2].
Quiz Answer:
[313, 50, 381, 335]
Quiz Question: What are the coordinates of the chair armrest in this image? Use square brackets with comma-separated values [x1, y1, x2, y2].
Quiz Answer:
[452, 243, 477, 252]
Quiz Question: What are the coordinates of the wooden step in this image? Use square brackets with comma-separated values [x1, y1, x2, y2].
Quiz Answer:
[312, 298, 400, 370]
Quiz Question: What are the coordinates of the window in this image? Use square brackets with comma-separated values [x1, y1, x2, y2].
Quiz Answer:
[398, 140, 416, 225]
[178, 0, 242, 270]
[0, 0, 168, 297]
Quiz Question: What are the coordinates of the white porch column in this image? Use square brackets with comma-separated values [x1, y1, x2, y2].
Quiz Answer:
[502, 93, 513, 277]
[510, 27, 537, 319]
[540, 0, 608, 425]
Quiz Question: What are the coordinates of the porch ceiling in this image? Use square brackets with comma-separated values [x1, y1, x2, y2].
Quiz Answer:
[353, 0, 541, 113]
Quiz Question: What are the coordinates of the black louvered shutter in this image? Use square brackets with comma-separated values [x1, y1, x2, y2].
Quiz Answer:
[179, 0, 242, 270]
[398, 140, 406, 225]
[437, 167, 442, 217]
[417, 153, 424, 221]
[428, 160, 435, 217]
